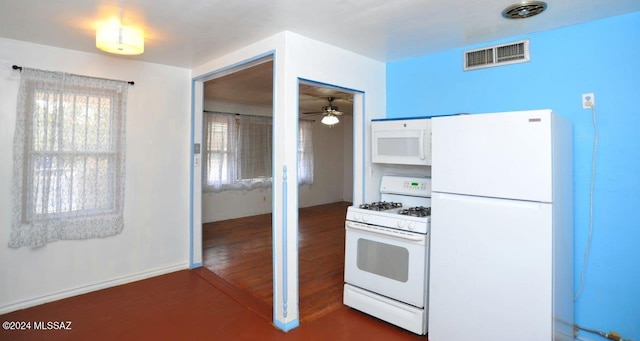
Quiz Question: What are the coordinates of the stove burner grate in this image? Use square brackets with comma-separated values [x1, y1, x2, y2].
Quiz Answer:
[359, 201, 403, 211]
[398, 206, 431, 217]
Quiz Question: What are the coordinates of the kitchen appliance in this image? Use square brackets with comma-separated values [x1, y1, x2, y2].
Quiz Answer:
[344, 175, 431, 335]
[428, 109, 573, 341]
[371, 117, 432, 165]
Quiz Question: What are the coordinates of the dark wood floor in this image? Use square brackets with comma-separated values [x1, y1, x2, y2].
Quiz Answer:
[0, 269, 426, 340]
[202, 201, 349, 323]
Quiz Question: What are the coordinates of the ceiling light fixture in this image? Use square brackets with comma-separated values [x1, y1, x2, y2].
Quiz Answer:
[502, 1, 547, 19]
[96, 21, 144, 55]
[321, 114, 339, 126]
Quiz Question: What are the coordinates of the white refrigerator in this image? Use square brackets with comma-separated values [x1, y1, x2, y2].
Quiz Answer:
[428, 110, 574, 341]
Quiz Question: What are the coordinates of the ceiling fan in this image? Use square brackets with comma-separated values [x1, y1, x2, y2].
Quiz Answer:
[303, 97, 343, 126]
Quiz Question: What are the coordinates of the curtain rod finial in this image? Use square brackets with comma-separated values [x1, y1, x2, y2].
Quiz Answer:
[12, 65, 22, 71]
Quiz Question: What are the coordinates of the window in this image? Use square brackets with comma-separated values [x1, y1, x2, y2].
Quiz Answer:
[203, 114, 233, 188]
[237, 116, 273, 182]
[202, 112, 313, 193]
[10, 68, 128, 248]
[297, 119, 314, 185]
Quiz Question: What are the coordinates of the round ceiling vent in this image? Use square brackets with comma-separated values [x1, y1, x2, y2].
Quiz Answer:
[502, 1, 547, 19]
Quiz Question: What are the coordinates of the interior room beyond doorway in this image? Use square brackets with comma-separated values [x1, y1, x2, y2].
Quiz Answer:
[200, 61, 355, 323]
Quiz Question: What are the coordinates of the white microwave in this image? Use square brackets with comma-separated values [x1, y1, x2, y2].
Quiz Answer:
[371, 118, 432, 166]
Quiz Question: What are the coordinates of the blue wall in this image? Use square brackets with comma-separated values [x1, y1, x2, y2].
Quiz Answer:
[387, 12, 640, 340]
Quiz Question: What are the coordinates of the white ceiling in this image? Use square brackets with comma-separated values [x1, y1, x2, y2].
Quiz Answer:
[3, 1, 638, 116]
[1, 0, 638, 69]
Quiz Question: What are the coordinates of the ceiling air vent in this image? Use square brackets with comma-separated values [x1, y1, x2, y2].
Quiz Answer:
[464, 39, 530, 71]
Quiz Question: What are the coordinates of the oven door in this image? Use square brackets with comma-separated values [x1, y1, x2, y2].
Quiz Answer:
[345, 221, 428, 307]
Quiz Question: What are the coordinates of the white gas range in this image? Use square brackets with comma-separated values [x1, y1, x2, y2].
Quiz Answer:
[343, 175, 431, 335]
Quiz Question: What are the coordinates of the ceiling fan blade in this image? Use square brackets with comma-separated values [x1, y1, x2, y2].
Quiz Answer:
[323, 108, 343, 115]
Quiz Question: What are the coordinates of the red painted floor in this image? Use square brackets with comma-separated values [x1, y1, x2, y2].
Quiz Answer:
[0, 269, 427, 340]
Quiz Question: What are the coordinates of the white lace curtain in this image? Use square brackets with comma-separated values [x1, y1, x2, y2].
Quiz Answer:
[297, 119, 314, 185]
[203, 112, 313, 193]
[10, 68, 128, 248]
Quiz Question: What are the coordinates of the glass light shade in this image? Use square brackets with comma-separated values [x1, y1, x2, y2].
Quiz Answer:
[96, 24, 144, 55]
[321, 114, 339, 126]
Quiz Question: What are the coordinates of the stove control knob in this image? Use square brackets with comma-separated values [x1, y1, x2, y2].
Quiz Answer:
[407, 222, 416, 230]
[361, 214, 369, 222]
[353, 213, 361, 221]
[397, 220, 407, 229]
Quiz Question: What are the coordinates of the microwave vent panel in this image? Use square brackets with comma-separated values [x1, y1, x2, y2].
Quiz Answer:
[464, 39, 530, 71]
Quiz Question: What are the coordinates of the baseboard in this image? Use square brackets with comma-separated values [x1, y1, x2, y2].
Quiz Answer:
[274, 318, 300, 332]
[0, 262, 189, 315]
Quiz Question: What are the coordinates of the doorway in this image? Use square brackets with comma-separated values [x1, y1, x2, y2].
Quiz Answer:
[297, 80, 355, 321]
[199, 58, 275, 311]
[192, 55, 362, 324]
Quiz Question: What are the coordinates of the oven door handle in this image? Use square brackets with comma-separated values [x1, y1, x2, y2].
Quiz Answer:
[346, 222, 425, 242]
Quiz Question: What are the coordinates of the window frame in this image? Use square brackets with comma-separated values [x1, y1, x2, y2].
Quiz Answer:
[25, 85, 123, 222]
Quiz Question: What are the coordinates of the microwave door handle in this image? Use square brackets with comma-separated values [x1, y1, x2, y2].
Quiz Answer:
[419, 131, 426, 160]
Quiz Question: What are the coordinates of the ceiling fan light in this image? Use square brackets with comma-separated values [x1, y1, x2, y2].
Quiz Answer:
[321, 114, 339, 126]
[96, 22, 144, 55]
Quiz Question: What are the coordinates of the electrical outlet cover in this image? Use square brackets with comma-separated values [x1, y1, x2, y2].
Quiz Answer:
[582, 93, 595, 109]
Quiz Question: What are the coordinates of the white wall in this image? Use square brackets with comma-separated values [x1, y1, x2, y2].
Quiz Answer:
[281, 34, 385, 207]
[191, 31, 385, 329]
[201, 100, 353, 222]
[273, 31, 386, 328]
[298, 115, 353, 207]
[0, 29, 382, 329]
[0, 38, 192, 313]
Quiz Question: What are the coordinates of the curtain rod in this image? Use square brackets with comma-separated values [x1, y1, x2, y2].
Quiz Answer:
[204, 110, 267, 119]
[12, 65, 135, 85]
[204, 110, 315, 122]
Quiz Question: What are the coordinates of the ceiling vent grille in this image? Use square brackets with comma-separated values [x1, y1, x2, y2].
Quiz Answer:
[464, 39, 530, 71]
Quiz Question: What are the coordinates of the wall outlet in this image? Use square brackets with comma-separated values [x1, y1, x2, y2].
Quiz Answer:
[582, 93, 595, 109]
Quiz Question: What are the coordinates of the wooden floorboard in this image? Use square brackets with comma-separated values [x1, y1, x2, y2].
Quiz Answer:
[202, 201, 350, 323]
